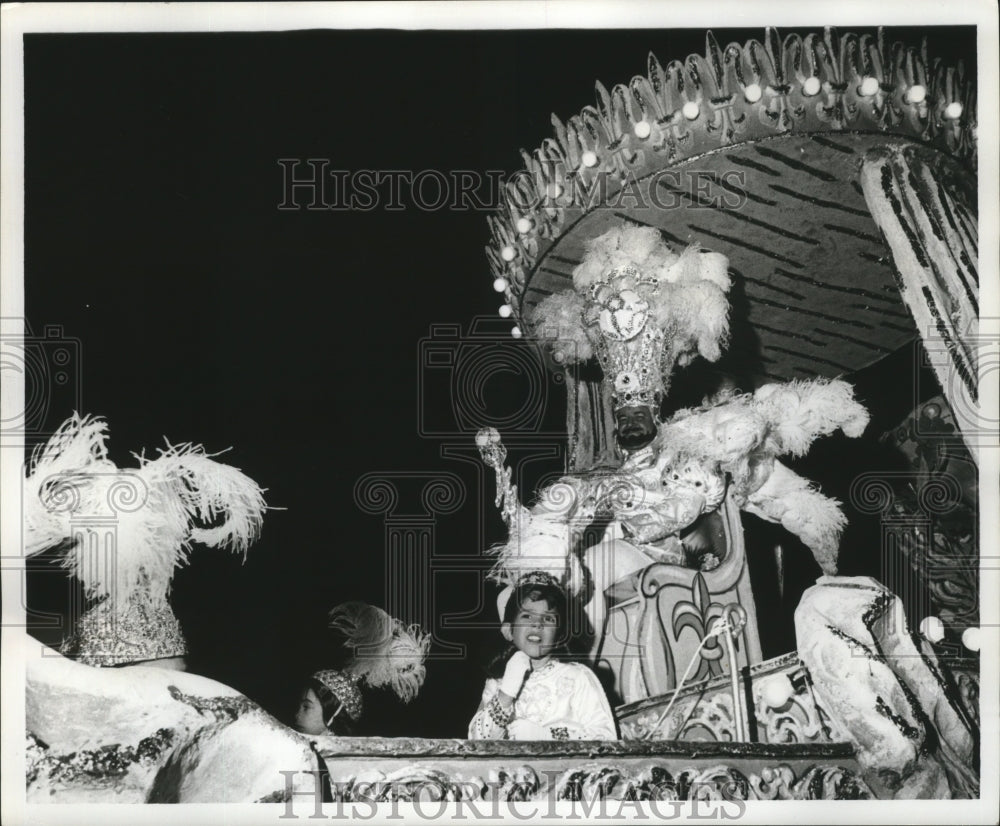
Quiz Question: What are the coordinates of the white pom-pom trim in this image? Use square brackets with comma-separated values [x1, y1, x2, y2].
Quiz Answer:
[802, 77, 822, 96]
[859, 77, 880, 97]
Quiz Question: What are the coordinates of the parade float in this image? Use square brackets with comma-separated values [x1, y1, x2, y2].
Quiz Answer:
[24, 27, 980, 804]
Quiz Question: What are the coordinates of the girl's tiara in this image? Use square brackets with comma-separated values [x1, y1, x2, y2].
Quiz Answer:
[496, 570, 564, 620]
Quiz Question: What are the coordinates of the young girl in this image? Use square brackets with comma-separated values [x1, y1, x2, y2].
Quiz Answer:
[294, 669, 363, 736]
[468, 573, 618, 740]
[293, 602, 430, 737]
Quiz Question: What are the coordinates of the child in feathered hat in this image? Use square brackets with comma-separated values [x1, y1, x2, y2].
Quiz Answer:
[293, 602, 431, 737]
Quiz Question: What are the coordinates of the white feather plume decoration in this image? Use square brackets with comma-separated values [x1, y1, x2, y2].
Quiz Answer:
[29, 412, 111, 472]
[329, 602, 431, 704]
[135, 443, 266, 557]
[651, 276, 732, 363]
[649, 378, 870, 572]
[754, 378, 870, 457]
[571, 225, 669, 290]
[656, 378, 869, 485]
[532, 291, 594, 363]
[22, 414, 268, 604]
[485, 512, 576, 586]
[477, 429, 586, 594]
[23, 414, 116, 556]
[573, 226, 732, 370]
[483, 472, 590, 593]
[743, 461, 847, 575]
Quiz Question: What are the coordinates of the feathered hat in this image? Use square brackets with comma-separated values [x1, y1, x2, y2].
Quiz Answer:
[311, 602, 431, 722]
[532, 225, 731, 411]
[23, 413, 268, 666]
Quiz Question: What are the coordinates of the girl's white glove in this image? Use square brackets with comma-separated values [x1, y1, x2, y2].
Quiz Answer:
[499, 650, 532, 698]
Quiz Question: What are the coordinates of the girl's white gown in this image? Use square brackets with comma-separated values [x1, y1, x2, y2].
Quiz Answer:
[468, 660, 617, 740]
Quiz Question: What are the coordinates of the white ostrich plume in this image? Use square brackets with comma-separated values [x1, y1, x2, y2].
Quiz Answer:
[22, 413, 268, 603]
[329, 602, 432, 704]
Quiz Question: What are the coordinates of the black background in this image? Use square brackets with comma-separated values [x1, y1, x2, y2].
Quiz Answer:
[24, 25, 976, 737]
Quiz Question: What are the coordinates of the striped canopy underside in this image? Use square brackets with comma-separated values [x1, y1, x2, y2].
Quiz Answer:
[521, 133, 973, 385]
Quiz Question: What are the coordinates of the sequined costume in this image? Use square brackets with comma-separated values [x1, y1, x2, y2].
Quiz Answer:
[468, 660, 617, 740]
[61, 574, 187, 666]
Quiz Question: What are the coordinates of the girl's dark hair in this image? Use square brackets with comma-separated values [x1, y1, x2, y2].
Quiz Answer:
[501, 582, 568, 625]
[307, 677, 356, 737]
[486, 582, 571, 678]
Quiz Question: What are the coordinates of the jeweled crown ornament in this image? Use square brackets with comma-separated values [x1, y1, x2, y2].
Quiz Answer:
[312, 669, 364, 722]
[495, 570, 564, 621]
[531, 224, 731, 412]
[590, 265, 658, 341]
[590, 264, 663, 409]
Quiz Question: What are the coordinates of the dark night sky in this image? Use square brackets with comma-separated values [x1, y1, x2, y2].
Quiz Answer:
[23, 25, 976, 737]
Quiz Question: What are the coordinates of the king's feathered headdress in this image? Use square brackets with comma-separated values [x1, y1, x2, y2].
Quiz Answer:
[532, 225, 731, 410]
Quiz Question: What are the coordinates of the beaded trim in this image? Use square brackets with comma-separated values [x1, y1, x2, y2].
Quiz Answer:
[62, 591, 187, 667]
[312, 670, 364, 721]
[595, 325, 666, 411]
[487, 695, 514, 728]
